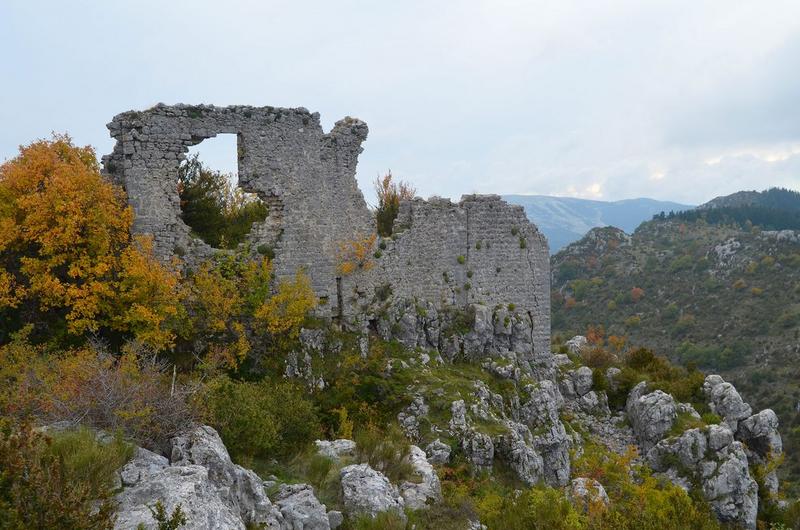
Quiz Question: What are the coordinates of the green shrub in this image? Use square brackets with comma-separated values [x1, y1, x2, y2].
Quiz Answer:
[46, 426, 134, 499]
[204, 377, 321, 462]
[350, 511, 407, 530]
[256, 244, 275, 259]
[457, 255, 466, 265]
[178, 154, 268, 249]
[147, 501, 187, 529]
[669, 255, 694, 272]
[0, 423, 132, 529]
[354, 423, 414, 483]
[478, 486, 586, 529]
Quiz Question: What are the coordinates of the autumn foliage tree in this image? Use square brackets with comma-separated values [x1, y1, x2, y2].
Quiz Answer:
[336, 234, 377, 276]
[0, 135, 182, 350]
[374, 171, 415, 236]
[184, 253, 317, 368]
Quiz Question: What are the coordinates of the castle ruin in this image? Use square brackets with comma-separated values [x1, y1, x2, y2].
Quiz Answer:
[104, 104, 550, 365]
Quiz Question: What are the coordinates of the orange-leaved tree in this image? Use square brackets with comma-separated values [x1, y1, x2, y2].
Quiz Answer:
[0, 135, 182, 349]
[336, 234, 377, 276]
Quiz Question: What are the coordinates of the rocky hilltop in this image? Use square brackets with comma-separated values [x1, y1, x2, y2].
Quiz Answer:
[551, 211, 800, 492]
[1, 111, 795, 529]
[109, 329, 781, 529]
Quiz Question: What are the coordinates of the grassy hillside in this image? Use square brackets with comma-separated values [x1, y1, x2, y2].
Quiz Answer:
[551, 217, 800, 489]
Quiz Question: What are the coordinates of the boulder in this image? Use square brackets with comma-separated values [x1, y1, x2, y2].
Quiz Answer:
[647, 428, 707, 471]
[568, 478, 609, 511]
[532, 421, 571, 486]
[644, 425, 758, 530]
[565, 335, 588, 355]
[119, 447, 169, 487]
[115, 464, 251, 530]
[572, 366, 594, 397]
[493, 421, 543, 485]
[315, 439, 356, 461]
[708, 424, 735, 452]
[339, 464, 405, 520]
[273, 483, 330, 530]
[169, 426, 279, 526]
[702, 442, 758, 530]
[737, 409, 782, 458]
[462, 431, 494, 471]
[552, 354, 572, 368]
[737, 409, 782, 495]
[424, 439, 452, 465]
[399, 445, 442, 509]
[519, 380, 570, 486]
[449, 400, 468, 433]
[703, 375, 752, 431]
[397, 395, 429, 441]
[625, 382, 676, 451]
[327, 511, 343, 529]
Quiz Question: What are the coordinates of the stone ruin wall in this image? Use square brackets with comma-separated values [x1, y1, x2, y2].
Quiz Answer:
[104, 104, 550, 359]
[342, 195, 550, 360]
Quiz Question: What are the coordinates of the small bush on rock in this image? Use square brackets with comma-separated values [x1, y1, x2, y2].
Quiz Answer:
[354, 422, 414, 483]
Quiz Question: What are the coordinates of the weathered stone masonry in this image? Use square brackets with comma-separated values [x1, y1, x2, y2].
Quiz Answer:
[104, 104, 550, 361]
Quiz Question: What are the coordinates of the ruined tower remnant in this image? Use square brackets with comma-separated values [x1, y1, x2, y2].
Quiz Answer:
[104, 104, 550, 363]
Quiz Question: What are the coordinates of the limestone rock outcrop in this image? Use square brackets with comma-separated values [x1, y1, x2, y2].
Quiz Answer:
[339, 464, 406, 521]
[635, 374, 783, 529]
[273, 484, 331, 530]
[315, 439, 356, 461]
[568, 477, 610, 511]
[399, 445, 443, 510]
[625, 382, 677, 451]
[115, 426, 282, 530]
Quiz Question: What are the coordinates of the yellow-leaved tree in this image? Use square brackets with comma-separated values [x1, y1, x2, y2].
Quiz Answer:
[254, 270, 317, 339]
[0, 135, 182, 350]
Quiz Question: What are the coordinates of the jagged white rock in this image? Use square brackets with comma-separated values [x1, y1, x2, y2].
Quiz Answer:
[424, 439, 452, 465]
[339, 463, 406, 520]
[625, 382, 676, 451]
[273, 483, 330, 530]
[569, 477, 610, 511]
[703, 375, 752, 431]
[400, 445, 442, 509]
[314, 439, 356, 461]
[115, 426, 282, 530]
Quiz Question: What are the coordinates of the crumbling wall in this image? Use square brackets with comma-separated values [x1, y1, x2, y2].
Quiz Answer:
[104, 104, 374, 303]
[104, 104, 549, 359]
[344, 195, 550, 360]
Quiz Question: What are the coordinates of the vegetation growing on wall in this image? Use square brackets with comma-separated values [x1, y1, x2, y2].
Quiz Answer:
[374, 171, 415, 237]
[177, 153, 268, 249]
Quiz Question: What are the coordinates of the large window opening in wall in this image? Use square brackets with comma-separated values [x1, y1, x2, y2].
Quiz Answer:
[177, 134, 267, 249]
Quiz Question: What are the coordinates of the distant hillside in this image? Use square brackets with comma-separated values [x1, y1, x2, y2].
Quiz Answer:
[503, 195, 693, 251]
[665, 187, 800, 232]
[550, 216, 800, 489]
[700, 187, 800, 210]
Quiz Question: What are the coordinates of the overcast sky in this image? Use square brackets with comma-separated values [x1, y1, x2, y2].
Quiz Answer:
[2, 0, 799, 206]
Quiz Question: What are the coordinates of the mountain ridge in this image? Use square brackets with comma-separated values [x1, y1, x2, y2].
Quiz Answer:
[503, 194, 694, 251]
